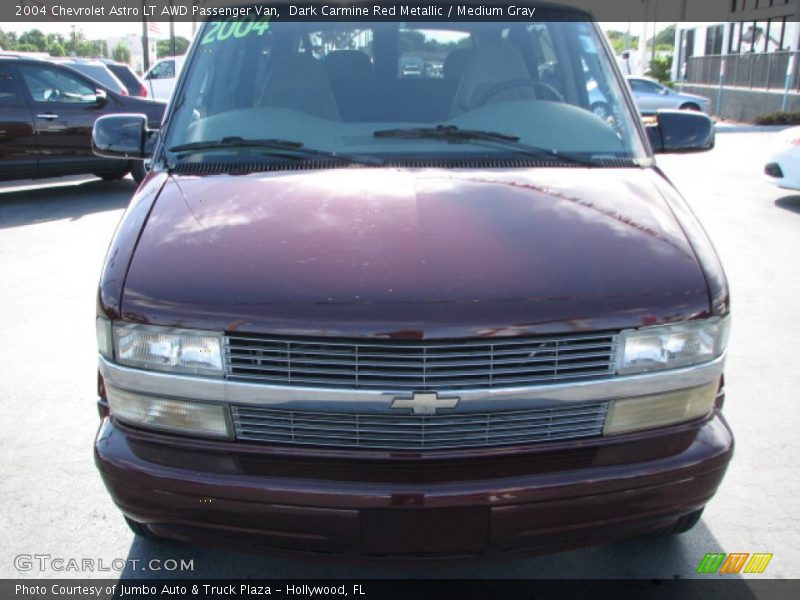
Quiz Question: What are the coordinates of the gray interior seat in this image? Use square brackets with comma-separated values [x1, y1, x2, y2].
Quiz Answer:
[324, 50, 374, 121]
[324, 50, 373, 86]
[259, 54, 341, 120]
[449, 45, 536, 118]
[443, 48, 473, 82]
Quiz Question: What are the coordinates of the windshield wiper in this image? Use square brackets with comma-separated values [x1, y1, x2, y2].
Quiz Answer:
[167, 136, 383, 166]
[375, 125, 521, 144]
[373, 125, 599, 167]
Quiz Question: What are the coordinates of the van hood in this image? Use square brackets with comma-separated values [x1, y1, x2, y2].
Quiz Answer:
[121, 168, 710, 338]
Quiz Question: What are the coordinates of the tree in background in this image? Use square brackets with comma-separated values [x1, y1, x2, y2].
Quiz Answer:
[0, 29, 18, 50]
[18, 29, 46, 51]
[0, 27, 107, 58]
[112, 41, 131, 64]
[46, 43, 65, 57]
[156, 36, 190, 58]
[606, 30, 639, 55]
[80, 39, 108, 59]
[650, 25, 676, 52]
[648, 55, 674, 85]
[46, 32, 66, 56]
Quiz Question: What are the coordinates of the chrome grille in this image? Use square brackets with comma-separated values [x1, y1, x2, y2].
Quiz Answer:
[231, 403, 609, 450]
[224, 333, 618, 391]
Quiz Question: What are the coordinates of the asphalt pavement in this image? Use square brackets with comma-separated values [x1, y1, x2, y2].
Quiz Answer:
[1, 130, 798, 579]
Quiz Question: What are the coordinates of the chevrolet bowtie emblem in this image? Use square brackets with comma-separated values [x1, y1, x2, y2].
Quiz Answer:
[390, 392, 460, 415]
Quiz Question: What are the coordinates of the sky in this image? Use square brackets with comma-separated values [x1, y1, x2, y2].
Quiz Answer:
[3, 20, 673, 42]
[6, 21, 199, 40]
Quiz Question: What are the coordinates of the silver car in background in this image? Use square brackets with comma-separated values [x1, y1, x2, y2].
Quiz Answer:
[626, 76, 711, 115]
[50, 58, 129, 96]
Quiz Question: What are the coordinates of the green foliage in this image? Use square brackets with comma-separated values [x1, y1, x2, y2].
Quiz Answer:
[76, 39, 107, 58]
[46, 42, 65, 57]
[156, 36, 190, 58]
[648, 55, 674, 84]
[0, 29, 19, 50]
[46, 33, 66, 57]
[18, 29, 46, 51]
[606, 30, 639, 55]
[650, 25, 676, 50]
[755, 111, 800, 125]
[112, 42, 131, 64]
[10, 27, 104, 58]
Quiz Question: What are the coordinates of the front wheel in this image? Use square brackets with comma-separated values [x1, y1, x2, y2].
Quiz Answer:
[680, 102, 702, 112]
[124, 516, 161, 540]
[94, 169, 129, 181]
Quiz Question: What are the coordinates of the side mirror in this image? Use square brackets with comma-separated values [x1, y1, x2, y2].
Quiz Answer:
[95, 88, 108, 107]
[92, 114, 154, 160]
[646, 110, 715, 153]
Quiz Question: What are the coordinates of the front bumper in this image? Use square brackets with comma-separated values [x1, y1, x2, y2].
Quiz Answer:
[95, 411, 733, 559]
[765, 149, 800, 191]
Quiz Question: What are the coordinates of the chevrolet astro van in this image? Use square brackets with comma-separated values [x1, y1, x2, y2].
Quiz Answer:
[92, 8, 732, 559]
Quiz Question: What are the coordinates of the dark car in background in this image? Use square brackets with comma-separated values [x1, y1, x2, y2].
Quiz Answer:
[92, 11, 730, 560]
[0, 56, 164, 183]
[101, 59, 149, 98]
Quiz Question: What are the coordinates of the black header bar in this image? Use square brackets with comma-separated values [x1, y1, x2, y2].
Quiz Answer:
[5, 0, 799, 23]
[1, 579, 798, 600]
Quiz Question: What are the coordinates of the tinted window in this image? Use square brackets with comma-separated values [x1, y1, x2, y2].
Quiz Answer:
[397, 28, 470, 79]
[20, 65, 96, 103]
[66, 63, 124, 93]
[0, 67, 23, 105]
[149, 60, 175, 79]
[630, 79, 663, 94]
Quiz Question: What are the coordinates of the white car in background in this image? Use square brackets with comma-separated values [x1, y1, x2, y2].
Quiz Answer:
[764, 126, 800, 191]
[143, 54, 186, 101]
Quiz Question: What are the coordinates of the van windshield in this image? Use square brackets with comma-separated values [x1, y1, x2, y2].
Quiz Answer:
[164, 19, 647, 167]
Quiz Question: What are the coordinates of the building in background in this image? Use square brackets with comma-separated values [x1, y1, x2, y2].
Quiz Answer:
[106, 23, 166, 75]
[673, 0, 800, 121]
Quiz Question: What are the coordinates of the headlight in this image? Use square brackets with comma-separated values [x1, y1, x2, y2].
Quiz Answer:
[106, 386, 231, 438]
[112, 324, 224, 377]
[616, 317, 730, 375]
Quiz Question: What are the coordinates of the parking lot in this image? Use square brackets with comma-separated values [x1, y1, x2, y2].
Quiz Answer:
[1, 128, 798, 580]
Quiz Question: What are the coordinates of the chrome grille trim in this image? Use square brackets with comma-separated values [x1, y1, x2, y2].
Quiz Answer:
[224, 333, 618, 391]
[99, 355, 726, 414]
[231, 403, 609, 450]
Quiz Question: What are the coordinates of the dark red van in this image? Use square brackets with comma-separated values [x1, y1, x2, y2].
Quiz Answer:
[92, 9, 732, 559]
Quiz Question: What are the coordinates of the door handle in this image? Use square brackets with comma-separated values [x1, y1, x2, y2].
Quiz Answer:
[36, 113, 59, 120]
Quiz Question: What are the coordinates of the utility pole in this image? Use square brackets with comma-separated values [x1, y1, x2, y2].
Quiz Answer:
[141, 0, 150, 72]
[651, 0, 659, 68]
[169, 0, 176, 56]
[638, 0, 649, 76]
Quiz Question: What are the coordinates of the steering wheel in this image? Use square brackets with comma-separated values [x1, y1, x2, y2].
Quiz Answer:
[532, 81, 565, 102]
[474, 79, 564, 109]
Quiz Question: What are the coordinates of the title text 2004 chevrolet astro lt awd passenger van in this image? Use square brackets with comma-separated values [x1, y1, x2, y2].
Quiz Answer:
[92, 8, 732, 559]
